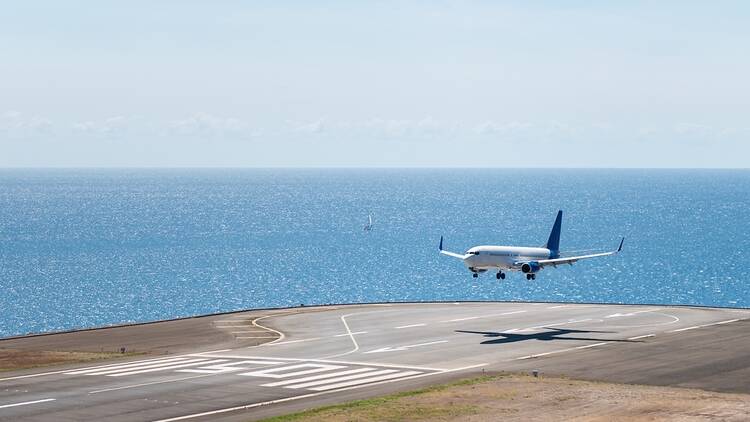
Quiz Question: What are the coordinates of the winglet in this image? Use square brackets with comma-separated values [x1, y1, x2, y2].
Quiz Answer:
[439, 236, 444, 251]
[617, 237, 625, 252]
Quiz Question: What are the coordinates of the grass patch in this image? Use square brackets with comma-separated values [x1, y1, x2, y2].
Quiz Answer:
[0, 349, 145, 372]
[260, 374, 510, 422]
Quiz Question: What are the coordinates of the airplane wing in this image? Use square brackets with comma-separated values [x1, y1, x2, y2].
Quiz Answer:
[440, 250, 468, 260]
[536, 237, 624, 268]
[439, 236, 468, 260]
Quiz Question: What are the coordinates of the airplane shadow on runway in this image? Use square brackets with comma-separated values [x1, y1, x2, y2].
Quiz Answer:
[455, 328, 638, 345]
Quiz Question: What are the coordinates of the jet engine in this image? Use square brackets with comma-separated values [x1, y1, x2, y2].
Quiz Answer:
[521, 262, 541, 274]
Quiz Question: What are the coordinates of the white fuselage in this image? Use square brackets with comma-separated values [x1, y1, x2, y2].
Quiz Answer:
[463, 246, 553, 272]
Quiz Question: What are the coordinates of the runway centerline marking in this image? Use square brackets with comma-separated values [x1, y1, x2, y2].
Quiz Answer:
[668, 319, 742, 333]
[628, 334, 655, 340]
[395, 323, 426, 329]
[0, 398, 56, 409]
[364, 340, 448, 354]
[441, 310, 527, 323]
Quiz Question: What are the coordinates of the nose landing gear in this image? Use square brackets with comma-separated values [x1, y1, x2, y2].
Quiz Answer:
[472, 273, 478, 278]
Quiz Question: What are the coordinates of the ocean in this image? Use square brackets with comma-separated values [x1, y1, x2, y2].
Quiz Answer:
[0, 169, 748, 337]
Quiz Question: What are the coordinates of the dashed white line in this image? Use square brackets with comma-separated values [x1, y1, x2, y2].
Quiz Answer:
[516, 341, 610, 360]
[446, 316, 480, 322]
[395, 323, 426, 329]
[574, 342, 609, 350]
[669, 319, 742, 333]
[0, 398, 56, 409]
[669, 325, 701, 332]
[628, 334, 655, 340]
[442, 310, 527, 323]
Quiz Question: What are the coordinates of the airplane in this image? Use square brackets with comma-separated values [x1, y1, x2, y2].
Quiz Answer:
[439, 210, 624, 280]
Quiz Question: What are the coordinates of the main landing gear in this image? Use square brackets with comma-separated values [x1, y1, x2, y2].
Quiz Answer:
[496, 271, 506, 280]
[472, 273, 478, 278]
[525, 273, 536, 280]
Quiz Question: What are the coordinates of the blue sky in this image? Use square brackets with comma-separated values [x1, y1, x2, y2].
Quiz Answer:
[1, 1, 749, 167]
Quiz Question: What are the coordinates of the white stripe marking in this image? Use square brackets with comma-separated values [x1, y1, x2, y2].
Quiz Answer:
[265, 338, 320, 345]
[241, 364, 345, 379]
[152, 364, 486, 422]
[446, 316, 479, 322]
[65, 357, 191, 375]
[236, 336, 278, 339]
[177, 360, 281, 374]
[310, 370, 422, 391]
[192, 355, 444, 372]
[628, 334, 655, 340]
[334, 331, 367, 337]
[108, 360, 227, 377]
[261, 368, 378, 387]
[441, 310, 527, 323]
[712, 319, 740, 325]
[669, 326, 700, 332]
[286, 369, 399, 389]
[0, 398, 56, 409]
[9, 355, 194, 380]
[89, 374, 214, 394]
[395, 323, 426, 329]
[575, 342, 609, 349]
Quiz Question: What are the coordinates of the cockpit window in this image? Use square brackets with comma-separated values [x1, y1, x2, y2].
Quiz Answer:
[467, 251, 479, 255]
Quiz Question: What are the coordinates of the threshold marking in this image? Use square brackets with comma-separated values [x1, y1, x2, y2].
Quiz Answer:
[89, 374, 215, 394]
[152, 363, 487, 422]
[0, 398, 56, 409]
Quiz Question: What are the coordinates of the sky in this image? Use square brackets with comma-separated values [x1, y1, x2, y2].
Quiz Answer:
[1, 1, 749, 168]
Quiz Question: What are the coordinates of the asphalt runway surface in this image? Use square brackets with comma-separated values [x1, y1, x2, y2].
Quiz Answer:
[2, 302, 749, 421]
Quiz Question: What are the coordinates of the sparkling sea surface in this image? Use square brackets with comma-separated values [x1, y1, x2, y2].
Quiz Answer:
[1, 169, 748, 337]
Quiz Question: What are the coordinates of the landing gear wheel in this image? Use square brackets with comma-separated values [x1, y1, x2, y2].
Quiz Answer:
[526, 274, 532, 280]
[531, 274, 536, 280]
[496, 272, 502, 280]
[500, 272, 506, 280]
[472, 273, 478, 278]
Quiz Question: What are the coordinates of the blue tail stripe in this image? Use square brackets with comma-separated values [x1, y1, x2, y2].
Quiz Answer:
[545, 210, 562, 256]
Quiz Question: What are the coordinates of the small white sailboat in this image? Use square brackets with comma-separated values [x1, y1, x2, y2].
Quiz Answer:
[363, 214, 373, 231]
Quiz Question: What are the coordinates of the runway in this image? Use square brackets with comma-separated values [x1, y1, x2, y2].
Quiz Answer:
[1, 302, 749, 421]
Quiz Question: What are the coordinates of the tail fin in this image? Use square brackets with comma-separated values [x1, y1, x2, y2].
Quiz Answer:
[544, 210, 562, 256]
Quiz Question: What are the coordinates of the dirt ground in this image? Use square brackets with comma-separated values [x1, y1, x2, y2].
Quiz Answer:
[267, 373, 750, 422]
